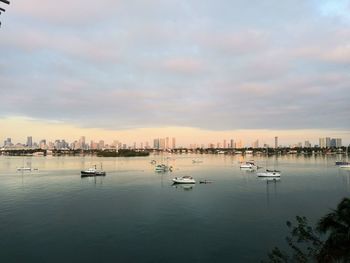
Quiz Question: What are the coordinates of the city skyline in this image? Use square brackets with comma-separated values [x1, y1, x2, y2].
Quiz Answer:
[1, 131, 347, 150]
[1, 1, 350, 147]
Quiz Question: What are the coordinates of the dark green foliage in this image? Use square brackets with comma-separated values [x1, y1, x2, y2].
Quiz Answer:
[262, 198, 350, 263]
[316, 198, 350, 262]
[97, 149, 150, 157]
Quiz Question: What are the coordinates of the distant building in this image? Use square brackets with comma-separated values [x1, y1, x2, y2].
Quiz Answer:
[4, 138, 12, 147]
[39, 139, 47, 149]
[26, 136, 33, 147]
[319, 137, 331, 148]
[223, 139, 227, 148]
[304, 141, 311, 148]
[230, 139, 234, 149]
[160, 138, 165, 149]
[99, 140, 105, 149]
[335, 138, 342, 148]
[330, 138, 342, 148]
[166, 137, 169, 149]
[253, 139, 259, 149]
[79, 136, 86, 149]
[274, 136, 278, 149]
[172, 137, 176, 149]
[153, 138, 160, 149]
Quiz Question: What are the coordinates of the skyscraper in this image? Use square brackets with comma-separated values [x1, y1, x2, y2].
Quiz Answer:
[166, 137, 169, 149]
[160, 138, 165, 149]
[230, 139, 234, 149]
[253, 139, 259, 148]
[26, 136, 33, 147]
[319, 137, 331, 148]
[79, 136, 86, 149]
[153, 138, 160, 149]
[274, 136, 278, 149]
[172, 137, 176, 149]
[335, 138, 342, 148]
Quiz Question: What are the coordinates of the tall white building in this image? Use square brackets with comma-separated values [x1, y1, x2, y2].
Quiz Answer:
[319, 137, 331, 148]
[27, 136, 33, 147]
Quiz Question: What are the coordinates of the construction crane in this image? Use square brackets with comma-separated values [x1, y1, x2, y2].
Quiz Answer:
[0, 0, 10, 28]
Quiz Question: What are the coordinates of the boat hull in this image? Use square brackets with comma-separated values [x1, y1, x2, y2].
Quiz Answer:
[172, 178, 196, 184]
[257, 172, 281, 177]
[81, 171, 106, 177]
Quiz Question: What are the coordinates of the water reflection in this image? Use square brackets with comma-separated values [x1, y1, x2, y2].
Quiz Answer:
[259, 177, 280, 205]
[172, 184, 195, 191]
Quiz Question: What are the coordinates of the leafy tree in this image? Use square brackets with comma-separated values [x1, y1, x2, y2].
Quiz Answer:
[262, 198, 350, 263]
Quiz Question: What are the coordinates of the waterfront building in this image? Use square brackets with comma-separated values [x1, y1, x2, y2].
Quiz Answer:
[335, 138, 342, 148]
[3, 138, 12, 147]
[160, 138, 165, 150]
[153, 138, 160, 149]
[90, 140, 98, 150]
[79, 136, 86, 150]
[230, 139, 234, 149]
[274, 136, 278, 149]
[304, 141, 311, 148]
[26, 136, 33, 147]
[330, 138, 342, 148]
[172, 137, 176, 149]
[39, 139, 47, 149]
[319, 137, 331, 148]
[99, 140, 105, 149]
[166, 137, 169, 149]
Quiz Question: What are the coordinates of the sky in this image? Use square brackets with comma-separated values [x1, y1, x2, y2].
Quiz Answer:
[0, 0, 350, 146]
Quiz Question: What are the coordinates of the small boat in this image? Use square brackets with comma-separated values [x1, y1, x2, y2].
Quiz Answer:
[17, 167, 32, 171]
[192, 159, 203, 163]
[150, 160, 157, 164]
[199, 180, 213, 184]
[336, 161, 349, 166]
[339, 164, 350, 169]
[172, 176, 196, 184]
[257, 169, 281, 177]
[155, 164, 172, 172]
[81, 165, 106, 177]
[240, 161, 257, 169]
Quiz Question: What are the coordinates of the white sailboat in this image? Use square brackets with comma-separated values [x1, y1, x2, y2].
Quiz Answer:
[257, 148, 281, 178]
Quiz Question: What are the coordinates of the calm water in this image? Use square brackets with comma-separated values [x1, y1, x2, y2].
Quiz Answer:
[0, 154, 349, 263]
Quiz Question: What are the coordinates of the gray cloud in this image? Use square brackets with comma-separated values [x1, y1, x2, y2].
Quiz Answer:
[1, 0, 349, 131]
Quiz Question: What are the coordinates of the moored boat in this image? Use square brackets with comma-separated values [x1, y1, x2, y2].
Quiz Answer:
[172, 176, 196, 184]
[81, 165, 106, 177]
[240, 161, 257, 169]
[17, 167, 32, 171]
[339, 164, 350, 169]
[155, 164, 172, 172]
[257, 169, 281, 177]
[336, 161, 349, 166]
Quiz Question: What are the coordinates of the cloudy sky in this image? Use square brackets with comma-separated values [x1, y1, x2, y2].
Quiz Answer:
[1, 0, 349, 145]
